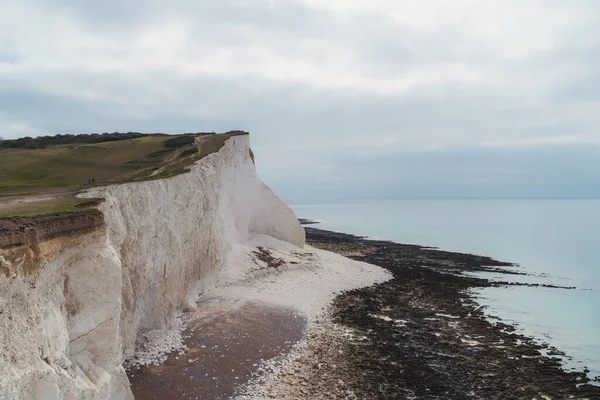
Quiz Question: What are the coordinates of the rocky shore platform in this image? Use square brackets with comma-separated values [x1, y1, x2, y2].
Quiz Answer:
[286, 227, 600, 399]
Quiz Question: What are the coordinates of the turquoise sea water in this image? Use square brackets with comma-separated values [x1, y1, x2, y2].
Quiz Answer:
[292, 199, 600, 381]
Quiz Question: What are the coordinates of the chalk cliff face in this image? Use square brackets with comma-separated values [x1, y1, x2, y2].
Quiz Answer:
[0, 135, 305, 399]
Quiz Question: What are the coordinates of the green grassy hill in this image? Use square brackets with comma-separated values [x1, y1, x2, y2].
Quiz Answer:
[0, 131, 246, 218]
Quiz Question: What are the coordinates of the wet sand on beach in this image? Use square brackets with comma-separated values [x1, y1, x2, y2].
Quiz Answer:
[128, 299, 306, 400]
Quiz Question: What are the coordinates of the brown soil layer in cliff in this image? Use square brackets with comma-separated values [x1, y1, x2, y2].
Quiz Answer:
[297, 227, 600, 400]
[128, 299, 306, 400]
[0, 210, 104, 249]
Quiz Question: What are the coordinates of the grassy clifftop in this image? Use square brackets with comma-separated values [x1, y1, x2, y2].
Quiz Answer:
[0, 131, 247, 218]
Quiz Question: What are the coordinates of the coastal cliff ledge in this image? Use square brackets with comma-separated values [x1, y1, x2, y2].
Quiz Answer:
[0, 211, 104, 249]
[0, 212, 105, 277]
[0, 133, 305, 400]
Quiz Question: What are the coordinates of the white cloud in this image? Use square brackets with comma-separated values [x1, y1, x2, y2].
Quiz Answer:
[0, 114, 49, 138]
[2, 0, 597, 99]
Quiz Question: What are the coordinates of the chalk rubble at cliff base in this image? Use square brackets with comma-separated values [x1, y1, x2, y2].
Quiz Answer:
[123, 315, 188, 370]
[124, 233, 391, 390]
[216, 234, 391, 399]
[211, 234, 392, 319]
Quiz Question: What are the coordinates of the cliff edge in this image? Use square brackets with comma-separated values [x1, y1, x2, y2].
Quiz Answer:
[0, 134, 305, 399]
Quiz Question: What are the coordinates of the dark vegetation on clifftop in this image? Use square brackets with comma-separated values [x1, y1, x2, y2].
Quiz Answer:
[0, 131, 217, 150]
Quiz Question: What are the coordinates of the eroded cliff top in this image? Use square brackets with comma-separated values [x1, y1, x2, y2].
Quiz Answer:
[0, 211, 104, 250]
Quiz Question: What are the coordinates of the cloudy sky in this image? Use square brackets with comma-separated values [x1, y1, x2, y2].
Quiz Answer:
[1, 0, 599, 202]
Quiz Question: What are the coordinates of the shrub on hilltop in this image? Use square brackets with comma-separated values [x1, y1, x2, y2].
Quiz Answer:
[0, 131, 219, 150]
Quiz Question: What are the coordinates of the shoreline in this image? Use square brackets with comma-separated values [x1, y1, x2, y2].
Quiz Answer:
[289, 226, 600, 399]
[127, 227, 599, 399]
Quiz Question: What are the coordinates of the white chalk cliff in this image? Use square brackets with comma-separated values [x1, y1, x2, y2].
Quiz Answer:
[0, 135, 305, 399]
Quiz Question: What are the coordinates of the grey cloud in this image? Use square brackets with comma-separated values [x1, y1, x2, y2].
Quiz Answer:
[57, 0, 327, 39]
[274, 145, 600, 203]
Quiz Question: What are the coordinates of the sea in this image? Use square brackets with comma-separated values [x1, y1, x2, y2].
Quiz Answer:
[292, 199, 600, 382]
